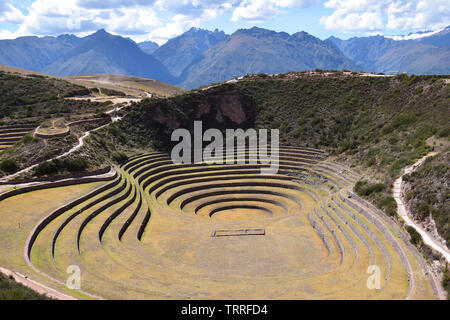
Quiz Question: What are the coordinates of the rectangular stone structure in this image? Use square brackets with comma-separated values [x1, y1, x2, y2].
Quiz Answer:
[212, 228, 266, 237]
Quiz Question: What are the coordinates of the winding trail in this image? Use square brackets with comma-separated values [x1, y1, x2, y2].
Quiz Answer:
[393, 152, 450, 264]
[0, 99, 137, 183]
[0, 122, 111, 183]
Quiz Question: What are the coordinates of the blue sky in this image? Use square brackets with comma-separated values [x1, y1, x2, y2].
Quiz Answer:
[0, 0, 449, 44]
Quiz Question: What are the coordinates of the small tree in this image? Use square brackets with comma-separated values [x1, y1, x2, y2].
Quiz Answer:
[0, 159, 18, 174]
[111, 152, 128, 164]
[406, 226, 422, 245]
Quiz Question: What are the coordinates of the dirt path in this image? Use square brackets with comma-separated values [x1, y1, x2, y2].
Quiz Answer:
[0, 99, 135, 183]
[393, 152, 450, 264]
[0, 266, 75, 300]
[0, 124, 103, 183]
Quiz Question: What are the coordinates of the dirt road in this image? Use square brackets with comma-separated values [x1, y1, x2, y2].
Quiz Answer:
[393, 152, 450, 264]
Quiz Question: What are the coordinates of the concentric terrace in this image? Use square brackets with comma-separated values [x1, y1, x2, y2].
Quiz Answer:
[0, 146, 439, 299]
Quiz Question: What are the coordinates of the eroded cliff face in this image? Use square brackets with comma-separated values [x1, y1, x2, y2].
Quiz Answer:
[218, 94, 247, 124]
[130, 87, 255, 150]
[153, 105, 182, 131]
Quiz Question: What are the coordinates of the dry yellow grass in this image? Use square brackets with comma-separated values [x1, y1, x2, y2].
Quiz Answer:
[0, 65, 183, 98]
[63, 74, 184, 98]
[0, 148, 437, 299]
[0, 182, 105, 299]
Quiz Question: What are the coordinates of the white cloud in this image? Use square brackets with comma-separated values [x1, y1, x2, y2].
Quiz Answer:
[0, 0, 162, 41]
[320, 0, 450, 33]
[76, 0, 156, 9]
[0, 1, 26, 24]
[149, 14, 198, 44]
[93, 7, 161, 35]
[0, 0, 239, 43]
[150, 1, 235, 43]
[231, 0, 316, 22]
[0, 0, 318, 43]
[1, 0, 448, 43]
[231, 0, 279, 22]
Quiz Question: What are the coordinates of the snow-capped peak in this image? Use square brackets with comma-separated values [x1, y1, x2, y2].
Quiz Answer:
[385, 28, 444, 41]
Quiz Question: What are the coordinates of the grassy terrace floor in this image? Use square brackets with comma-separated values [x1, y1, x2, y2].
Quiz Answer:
[0, 124, 38, 152]
[0, 147, 437, 299]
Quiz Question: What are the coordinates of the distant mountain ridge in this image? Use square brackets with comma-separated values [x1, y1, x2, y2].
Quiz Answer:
[0, 26, 449, 90]
[0, 34, 81, 71]
[0, 30, 174, 84]
[177, 27, 357, 89]
[43, 30, 174, 83]
[152, 27, 228, 77]
[326, 26, 450, 74]
[138, 40, 159, 54]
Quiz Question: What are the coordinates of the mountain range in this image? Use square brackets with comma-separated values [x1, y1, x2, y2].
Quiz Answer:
[178, 27, 357, 89]
[326, 26, 450, 75]
[0, 26, 449, 89]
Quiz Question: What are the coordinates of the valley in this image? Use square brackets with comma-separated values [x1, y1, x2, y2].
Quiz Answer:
[0, 66, 448, 300]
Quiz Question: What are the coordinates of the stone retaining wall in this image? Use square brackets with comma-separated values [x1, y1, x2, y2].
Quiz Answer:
[34, 129, 70, 139]
[0, 170, 117, 202]
[0, 166, 111, 185]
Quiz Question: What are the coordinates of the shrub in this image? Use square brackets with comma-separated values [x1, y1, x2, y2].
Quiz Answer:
[354, 180, 367, 195]
[443, 267, 450, 297]
[0, 159, 18, 174]
[417, 202, 431, 218]
[100, 88, 126, 96]
[388, 136, 398, 144]
[379, 196, 397, 216]
[437, 127, 450, 138]
[414, 86, 423, 95]
[21, 134, 37, 144]
[280, 122, 292, 133]
[390, 156, 413, 174]
[111, 152, 128, 164]
[407, 226, 422, 245]
[292, 126, 306, 139]
[296, 117, 306, 126]
[34, 157, 88, 175]
[94, 112, 108, 118]
[364, 183, 385, 195]
[64, 158, 87, 172]
[34, 161, 58, 176]
[354, 180, 385, 196]
[383, 113, 418, 134]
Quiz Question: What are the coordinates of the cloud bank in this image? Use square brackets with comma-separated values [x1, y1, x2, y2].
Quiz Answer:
[0, 0, 448, 43]
[320, 0, 450, 33]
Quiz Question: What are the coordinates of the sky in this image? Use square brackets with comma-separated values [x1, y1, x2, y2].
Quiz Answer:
[0, 0, 449, 45]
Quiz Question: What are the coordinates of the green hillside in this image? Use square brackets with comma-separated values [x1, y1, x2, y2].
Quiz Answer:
[0, 70, 109, 120]
[403, 150, 450, 244]
[94, 72, 449, 173]
[81, 71, 449, 240]
[0, 70, 120, 177]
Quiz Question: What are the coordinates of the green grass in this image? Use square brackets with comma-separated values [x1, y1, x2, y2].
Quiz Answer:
[0, 273, 51, 300]
[0, 70, 116, 121]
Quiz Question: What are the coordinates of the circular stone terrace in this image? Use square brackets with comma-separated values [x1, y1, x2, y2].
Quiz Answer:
[0, 146, 439, 299]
